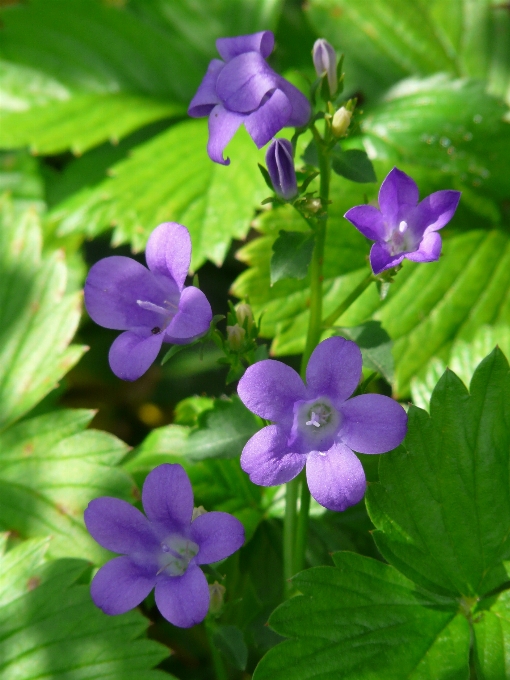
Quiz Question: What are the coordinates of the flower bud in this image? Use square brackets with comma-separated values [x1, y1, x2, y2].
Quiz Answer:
[192, 506, 207, 521]
[332, 106, 352, 137]
[235, 302, 254, 332]
[209, 581, 226, 616]
[226, 324, 246, 351]
[312, 39, 337, 96]
[265, 138, 298, 201]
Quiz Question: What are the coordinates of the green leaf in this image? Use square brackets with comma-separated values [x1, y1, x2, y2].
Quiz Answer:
[0, 197, 85, 431]
[213, 625, 248, 671]
[270, 230, 315, 284]
[474, 587, 510, 679]
[335, 321, 394, 382]
[254, 552, 470, 680]
[331, 148, 377, 183]
[0, 150, 44, 210]
[367, 348, 510, 598]
[0, 539, 171, 679]
[0, 409, 136, 562]
[48, 121, 268, 267]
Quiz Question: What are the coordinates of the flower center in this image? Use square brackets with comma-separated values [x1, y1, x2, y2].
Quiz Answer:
[305, 403, 333, 428]
[157, 536, 199, 577]
[386, 219, 419, 256]
[136, 297, 180, 331]
[288, 396, 341, 453]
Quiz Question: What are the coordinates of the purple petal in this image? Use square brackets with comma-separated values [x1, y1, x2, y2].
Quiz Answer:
[313, 39, 337, 94]
[344, 205, 385, 241]
[369, 242, 405, 275]
[406, 231, 442, 263]
[142, 463, 194, 533]
[237, 359, 306, 421]
[378, 168, 419, 224]
[340, 394, 407, 454]
[277, 77, 311, 127]
[188, 59, 224, 117]
[190, 512, 245, 565]
[165, 286, 212, 343]
[84, 256, 177, 331]
[109, 329, 164, 381]
[84, 497, 158, 555]
[216, 31, 274, 61]
[241, 425, 306, 485]
[414, 190, 461, 234]
[145, 222, 191, 291]
[306, 443, 366, 512]
[207, 104, 244, 165]
[155, 564, 209, 628]
[306, 337, 362, 405]
[245, 88, 292, 148]
[216, 52, 279, 113]
[91, 556, 156, 615]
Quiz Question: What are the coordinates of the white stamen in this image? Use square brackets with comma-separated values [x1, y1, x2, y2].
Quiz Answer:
[306, 412, 321, 428]
[398, 220, 408, 233]
[137, 300, 168, 315]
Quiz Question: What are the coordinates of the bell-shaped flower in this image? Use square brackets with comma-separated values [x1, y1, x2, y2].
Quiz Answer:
[84, 464, 245, 628]
[344, 167, 461, 275]
[312, 39, 337, 96]
[266, 138, 298, 200]
[188, 31, 311, 165]
[237, 337, 407, 512]
[84, 222, 212, 381]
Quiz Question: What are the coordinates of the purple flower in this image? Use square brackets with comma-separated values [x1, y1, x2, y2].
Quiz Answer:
[266, 138, 298, 200]
[312, 39, 337, 96]
[188, 31, 311, 165]
[344, 167, 461, 275]
[84, 222, 212, 381]
[237, 337, 407, 512]
[84, 464, 245, 628]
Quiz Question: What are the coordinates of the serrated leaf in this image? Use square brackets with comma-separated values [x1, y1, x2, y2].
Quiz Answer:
[331, 148, 377, 183]
[367, 348, 510, 598]
[270, 230, 315, 284]
[335, 321, 394, 381]
[0, 539, 171, 680]
[48, 121, 268, 267]
[254, 552, 469, 680]
[0, 409, 136, 562]
[0, 197, 85, 430]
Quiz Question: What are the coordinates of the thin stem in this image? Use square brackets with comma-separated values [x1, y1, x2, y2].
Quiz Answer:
[283, 476, 299, 596]
[205, 621, 228, 680]
[322, 272, 374, 328]
[294, 475, 311, 574]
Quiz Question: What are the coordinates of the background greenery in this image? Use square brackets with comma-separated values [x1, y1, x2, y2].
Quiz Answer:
[0, 0, 509, 678]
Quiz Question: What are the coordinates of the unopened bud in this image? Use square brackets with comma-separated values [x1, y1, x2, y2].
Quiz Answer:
[304, 197, 322, 214]
[332, 106, 352, 137]
[209, 581, 226, 615]
[312, 39, 337, 96]
[235, 302, 254, 332]
[226, 324, 246, 351]
[192, 506, 207, 521]
[265, 138, 298, 200]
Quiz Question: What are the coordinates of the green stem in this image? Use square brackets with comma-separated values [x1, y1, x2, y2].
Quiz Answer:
[294, 475, 311, 574]
[205, 621, 228, 680]
[322, 272, 374, 328]
[283, 476, 299, 595]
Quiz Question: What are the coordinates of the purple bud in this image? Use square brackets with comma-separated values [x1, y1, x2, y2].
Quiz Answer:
[265, 138, 298, 200]
[313, 39, 337, 96]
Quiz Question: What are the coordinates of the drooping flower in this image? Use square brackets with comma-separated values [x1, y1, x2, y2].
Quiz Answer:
[84, 464, 244, 628]
[312, 39, 337, 96]
[237, 336, 407, 512]
[188, 31, 311, 165]
[84, 222, 212, 381]
[266, 138, 298, 200]
[344, 167, 461, 275]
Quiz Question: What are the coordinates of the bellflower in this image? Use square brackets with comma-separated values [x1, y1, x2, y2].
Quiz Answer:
[84, 222, 212, 381]
[344, 167, 461, 275]
[266, 138, 298, 200]
[312, 39, 337, 96]
[188, 31, 311, 165]
[84, 464, 245, 628]
[237, 337, 407, 512]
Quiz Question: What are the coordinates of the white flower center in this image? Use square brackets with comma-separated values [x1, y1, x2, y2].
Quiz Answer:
[157, 536, 199, 576]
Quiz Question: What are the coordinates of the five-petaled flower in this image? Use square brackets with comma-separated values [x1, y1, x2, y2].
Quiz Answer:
[84, 463, 245, 628]
[188, 31, 311, 165]
[84, 222, 212, 381]
[344, 167, 461, 275]
[237, 336, 407, 512]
